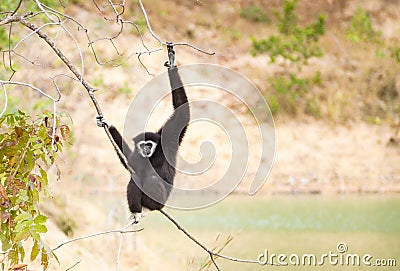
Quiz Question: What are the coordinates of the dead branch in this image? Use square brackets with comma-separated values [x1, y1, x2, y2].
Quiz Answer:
[159, 209, 267, 270]
[65, 260, 81, 271]
[51, 221, 142, 252]
[137, 0, 215, 55]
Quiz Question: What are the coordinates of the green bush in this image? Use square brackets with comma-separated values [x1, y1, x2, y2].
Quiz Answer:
[251, 0, 325, 63]
[266, 72, 323, 116]
[346, 8, 382, 43]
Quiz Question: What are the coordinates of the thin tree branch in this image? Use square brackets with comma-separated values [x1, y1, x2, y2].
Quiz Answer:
[159, 209, 267, 268]
[173, 42, 215, 55]
[137, 0, 162, 44]
[10, 0, 23, 16]
[65, 260, 81, 271]
[6, 23, 16, 79]
[137, 0, 215, 55]
[51, 221, 142, 252]
[0, 12, 31, 26]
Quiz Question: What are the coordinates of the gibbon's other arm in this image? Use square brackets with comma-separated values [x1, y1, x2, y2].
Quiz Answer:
[108, 125, 132, 157]
[96, 116, 132, 170]
[157, 66, 190, 147]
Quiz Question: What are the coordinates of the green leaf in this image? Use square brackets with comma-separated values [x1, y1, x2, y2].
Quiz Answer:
[18, 243, 25, 262]
[15, 220, 32, 232]
[28, 136, 41, 144]
[33, 149, 43, 155]
[34, 214, 48, 224]
[8, 249, 18, 264]
[1, 237, 12, 252]
[14, 230, 30, 243]
[39, 166, 48, 185]
[30, 240, 39, 262]
[41, 249, 49, 270]
[14, 212, 32, 223]
[31, 224, 48, 233]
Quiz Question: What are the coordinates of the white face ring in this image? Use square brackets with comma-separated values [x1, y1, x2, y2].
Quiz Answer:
[137, 140, 157, 158]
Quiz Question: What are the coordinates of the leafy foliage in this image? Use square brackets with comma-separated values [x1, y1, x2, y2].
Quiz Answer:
[0, 111, 69, 270]
[346, 8, 382, 43]
[267, 72, 323, 116]
[251, 0, 325, 63]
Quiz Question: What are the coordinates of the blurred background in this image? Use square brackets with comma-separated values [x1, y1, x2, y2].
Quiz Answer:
[1, 0, 399, 270]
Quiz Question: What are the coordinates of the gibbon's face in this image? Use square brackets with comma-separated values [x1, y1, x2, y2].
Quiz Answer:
[136, 140, 157, 158]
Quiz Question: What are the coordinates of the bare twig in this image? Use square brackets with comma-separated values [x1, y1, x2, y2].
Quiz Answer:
[2, 49, 46, 67]
[33, 0, 58, 23]
[137, 0, 215, 55]
[173, 42, 215, 55]
[6, 23, 16, 79]
[137, 0, 162, 44]
[65, 260, 81, 271]
[159, 209, 266, 269]
[0, 12, 32, 26]
[116, 219, 136, 271]
[10, 0, 23, 16]
[51, 221, 142, 252]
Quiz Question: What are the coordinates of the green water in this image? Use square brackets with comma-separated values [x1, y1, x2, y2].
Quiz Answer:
[139, 195, 400, 270]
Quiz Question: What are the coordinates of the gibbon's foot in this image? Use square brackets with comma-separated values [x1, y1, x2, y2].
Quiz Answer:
[96, 115, 109, 128]
[130, 213, 142, 224]
[139, 209, 148, 218]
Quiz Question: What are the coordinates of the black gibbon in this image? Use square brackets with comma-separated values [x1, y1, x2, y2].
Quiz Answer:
[98, 64, 189, 221]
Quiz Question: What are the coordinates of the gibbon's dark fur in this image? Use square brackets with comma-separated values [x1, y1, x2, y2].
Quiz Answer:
[108, 66, 189, 213]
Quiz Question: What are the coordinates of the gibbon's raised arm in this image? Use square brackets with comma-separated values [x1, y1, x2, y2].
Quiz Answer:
[157, 66, 190, 147]
[108, 125, 132, 169]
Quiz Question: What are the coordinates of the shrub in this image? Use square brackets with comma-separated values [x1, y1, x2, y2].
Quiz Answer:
[0, 111, 69, 269]
[251, 0, 325, 63]
[346, 7, 382, 43]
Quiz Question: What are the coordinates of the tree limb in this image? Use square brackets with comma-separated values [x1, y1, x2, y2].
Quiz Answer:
[15, 15, 136, 177]
[159, 209, 269, 269]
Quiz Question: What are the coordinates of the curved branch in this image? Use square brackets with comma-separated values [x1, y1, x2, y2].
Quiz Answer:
[137, 0, 215, 56]
[173, 42, 216, 55]
[159, 209, 269, 269]
[137, 0, 162, 44]
[10, 0, 23, 16]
